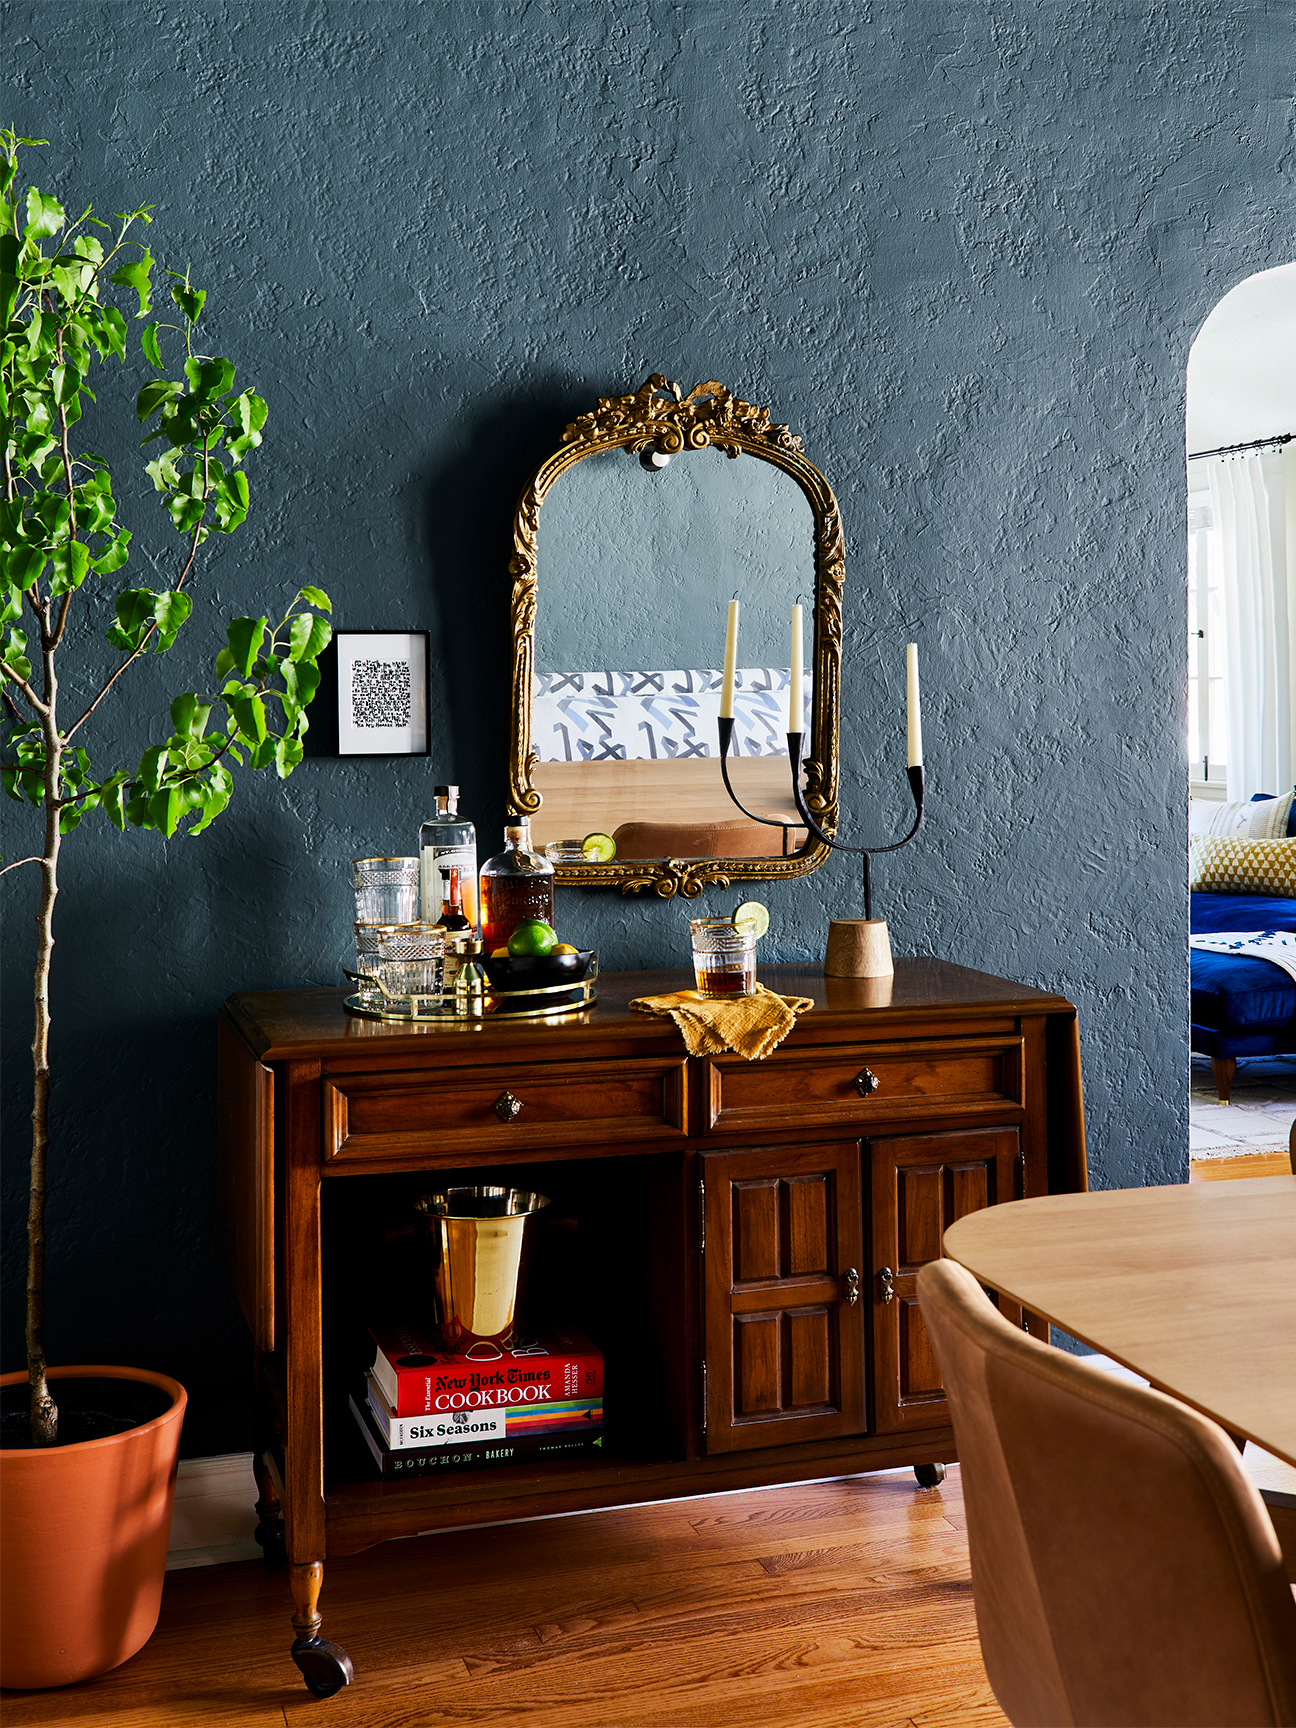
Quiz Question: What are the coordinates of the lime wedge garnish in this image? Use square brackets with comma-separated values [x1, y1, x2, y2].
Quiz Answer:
[732, 901, 769, 938]
[582, 832, 616, 862]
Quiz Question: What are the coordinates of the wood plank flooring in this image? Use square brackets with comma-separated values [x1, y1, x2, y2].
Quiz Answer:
[1, 1466, 1006, 1728]
[1190, 1148, 1292, 1181]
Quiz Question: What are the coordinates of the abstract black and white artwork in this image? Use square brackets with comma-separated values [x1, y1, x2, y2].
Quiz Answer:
[531, 668, 811, 762]
[336, 631, 430, 756]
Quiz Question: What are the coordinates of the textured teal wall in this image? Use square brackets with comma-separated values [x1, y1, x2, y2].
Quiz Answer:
[2, 1, 1291, 1454]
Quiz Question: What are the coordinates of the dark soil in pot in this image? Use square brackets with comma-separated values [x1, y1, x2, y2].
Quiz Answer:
[1, 1377, 173, 1448]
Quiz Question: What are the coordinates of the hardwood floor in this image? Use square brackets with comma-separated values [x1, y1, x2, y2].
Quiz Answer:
[1190, 1148, 1292, 1181]
[1, 1467, 1007, 1728]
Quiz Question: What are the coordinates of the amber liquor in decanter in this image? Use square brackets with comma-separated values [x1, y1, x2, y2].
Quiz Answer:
[479, 820, 556, 952]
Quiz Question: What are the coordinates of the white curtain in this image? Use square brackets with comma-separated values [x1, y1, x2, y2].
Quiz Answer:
[1209, 445, 1296, 800]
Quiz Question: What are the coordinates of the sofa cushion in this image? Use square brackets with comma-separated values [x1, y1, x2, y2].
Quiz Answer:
[1190, 891, 1296, 935]
[1189, 836, 1296, 895]
[1189, 791, 1294, 839]
[1191, 950, 1296, 1031]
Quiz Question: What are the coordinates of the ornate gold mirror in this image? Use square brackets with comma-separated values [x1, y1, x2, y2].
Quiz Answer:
[507, 375, 842, 896]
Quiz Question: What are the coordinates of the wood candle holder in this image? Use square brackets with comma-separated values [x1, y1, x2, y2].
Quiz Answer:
[824, 918, 894, 978]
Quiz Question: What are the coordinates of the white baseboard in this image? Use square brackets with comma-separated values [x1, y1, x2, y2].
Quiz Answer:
[167, 1452, 263, 1570]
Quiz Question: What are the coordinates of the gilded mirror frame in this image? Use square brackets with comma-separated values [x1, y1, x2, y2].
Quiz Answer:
[506, 375, 842, 897]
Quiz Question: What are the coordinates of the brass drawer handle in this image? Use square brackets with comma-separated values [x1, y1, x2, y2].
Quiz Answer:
[843, 1267, 860, 1307]
[854, 1066, 880, 1098]
[492, 1090, 524, 1123]
[878, 1266, 895, 1304]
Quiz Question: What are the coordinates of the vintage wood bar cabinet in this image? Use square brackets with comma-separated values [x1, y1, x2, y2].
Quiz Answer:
[217, 958, 1086, 1695]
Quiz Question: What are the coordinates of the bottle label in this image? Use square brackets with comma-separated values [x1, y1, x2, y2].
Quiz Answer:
[422, 845, 479, 928]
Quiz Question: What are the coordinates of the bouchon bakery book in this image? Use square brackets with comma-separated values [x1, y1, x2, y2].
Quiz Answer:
[369, 1320, 604, 1416]
[363, 1369, 602, 1451]
[348, 1393, 604, 1478]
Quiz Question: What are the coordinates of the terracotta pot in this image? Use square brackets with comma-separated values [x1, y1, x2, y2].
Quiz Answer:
[0, 1365, 186, 1689]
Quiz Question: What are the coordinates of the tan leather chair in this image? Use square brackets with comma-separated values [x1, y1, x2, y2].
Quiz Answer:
[610, 817, 782, 860]
[917, 1258, 1296, 1727]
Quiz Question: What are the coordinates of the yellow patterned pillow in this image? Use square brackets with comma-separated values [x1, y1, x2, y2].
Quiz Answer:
[1190, 836, 1296, 895]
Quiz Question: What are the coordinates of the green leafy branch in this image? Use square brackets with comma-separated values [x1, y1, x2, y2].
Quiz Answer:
[1, 126, 272, 741]
[2, 585, 332, 842]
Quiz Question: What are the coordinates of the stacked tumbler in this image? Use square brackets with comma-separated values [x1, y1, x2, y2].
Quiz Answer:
[351, 857, 445, 1011]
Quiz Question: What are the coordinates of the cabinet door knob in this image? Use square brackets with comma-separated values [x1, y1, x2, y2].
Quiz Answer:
[878, 1266, 895, 1304]
[843, 1267, 860, 1307]
[854, 1066, 880, 1097]
[492, 1090, 524, 1123]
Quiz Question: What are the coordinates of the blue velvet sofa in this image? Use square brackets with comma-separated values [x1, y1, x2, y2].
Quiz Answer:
[1190, 793, 1296, 1101]
[1191, 889, 1296, 1101]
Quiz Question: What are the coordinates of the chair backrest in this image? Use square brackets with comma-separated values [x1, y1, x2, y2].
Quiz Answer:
[918, 1258, 1296, 1727]
[609, 818, 779, 860]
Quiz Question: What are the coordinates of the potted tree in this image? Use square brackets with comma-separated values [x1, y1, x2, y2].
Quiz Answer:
[0, 132, 332, 1689]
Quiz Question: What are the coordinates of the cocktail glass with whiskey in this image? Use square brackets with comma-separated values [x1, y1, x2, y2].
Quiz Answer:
[688, 917, 757, 996]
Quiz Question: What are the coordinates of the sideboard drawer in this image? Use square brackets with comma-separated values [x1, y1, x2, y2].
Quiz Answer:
[700, 1037, 1025, 1135]
[324, 1055, 689, 1165]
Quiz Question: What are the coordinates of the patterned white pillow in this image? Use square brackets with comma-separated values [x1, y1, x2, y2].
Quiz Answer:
[1189, 836, 1296, 896]
[1189, 791, 1294, 839]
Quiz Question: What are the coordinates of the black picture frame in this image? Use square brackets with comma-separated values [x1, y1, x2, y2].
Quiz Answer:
[326, 630, 430, 757]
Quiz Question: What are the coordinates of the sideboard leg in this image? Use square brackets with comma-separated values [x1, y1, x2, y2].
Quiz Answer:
[914, 1461, 946, 1487]
[290, 1561, 353, 1698]
[252, 1448, 286, 1565]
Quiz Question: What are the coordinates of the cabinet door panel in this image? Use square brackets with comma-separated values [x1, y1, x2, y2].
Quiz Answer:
[703, 1142, 865, 1454]
[734, 1180, 781, 1283]
[872, 1127, 1020, 1433]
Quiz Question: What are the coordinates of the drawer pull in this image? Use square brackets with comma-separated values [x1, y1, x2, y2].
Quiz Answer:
[843, 1267, 860, 1307]
[878, 1266, 895, 1305]
[854, 1066, 881, 1098]
[492, 1090, 524, 1123]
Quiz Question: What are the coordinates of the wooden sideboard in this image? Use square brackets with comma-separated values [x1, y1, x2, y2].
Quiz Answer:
[217, 958, 1086, 1697]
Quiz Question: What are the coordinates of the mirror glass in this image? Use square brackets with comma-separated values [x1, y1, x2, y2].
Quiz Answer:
[507, 376, 842, 895]
[530, 447, 813, 860]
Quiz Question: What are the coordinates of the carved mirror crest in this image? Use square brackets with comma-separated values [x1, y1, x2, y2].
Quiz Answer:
[507, 375, 842, 897]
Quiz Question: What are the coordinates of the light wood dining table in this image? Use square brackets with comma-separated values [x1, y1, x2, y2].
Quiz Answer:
[942, 1174, 1296, 1467]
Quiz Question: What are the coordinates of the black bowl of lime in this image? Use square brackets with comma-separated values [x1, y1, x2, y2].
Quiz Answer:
[482, 949, 594, 989]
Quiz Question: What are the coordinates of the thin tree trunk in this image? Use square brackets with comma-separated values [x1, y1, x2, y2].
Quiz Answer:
[27, 631, 60, 1446]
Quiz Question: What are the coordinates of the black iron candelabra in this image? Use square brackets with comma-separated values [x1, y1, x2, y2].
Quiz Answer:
[717, 716, 924, 919]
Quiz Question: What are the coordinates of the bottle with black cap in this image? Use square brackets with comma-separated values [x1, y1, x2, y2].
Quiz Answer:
[419, 785, 478, 934]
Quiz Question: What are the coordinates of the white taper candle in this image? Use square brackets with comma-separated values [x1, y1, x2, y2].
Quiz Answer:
[720, 599, 740, 720]
[789, 604, 804, 732]
[906, 642, 923, 768]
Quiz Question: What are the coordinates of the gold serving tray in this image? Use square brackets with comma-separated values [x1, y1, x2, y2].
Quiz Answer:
[344, 958, 598, 1024]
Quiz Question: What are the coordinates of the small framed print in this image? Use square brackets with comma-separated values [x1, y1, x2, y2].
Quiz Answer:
[335, 631, 430, 756]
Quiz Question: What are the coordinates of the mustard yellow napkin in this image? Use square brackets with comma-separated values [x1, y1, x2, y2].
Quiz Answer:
[629, 983, 813, 1061]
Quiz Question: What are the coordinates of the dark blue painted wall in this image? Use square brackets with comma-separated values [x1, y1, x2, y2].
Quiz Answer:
[3, 1, 1291, 1454]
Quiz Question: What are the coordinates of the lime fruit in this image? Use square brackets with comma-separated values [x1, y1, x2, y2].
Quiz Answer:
[732, 901, 770, 938]
[581, 832, 616, 862]
[508, 919, 557, 957]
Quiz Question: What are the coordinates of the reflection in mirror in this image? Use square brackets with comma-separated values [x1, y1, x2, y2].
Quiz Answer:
[507, 376, 843, 896]
[531, 446, 813, 859]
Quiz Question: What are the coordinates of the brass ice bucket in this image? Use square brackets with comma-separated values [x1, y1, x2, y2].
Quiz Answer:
[414, 1187, 550, 1351]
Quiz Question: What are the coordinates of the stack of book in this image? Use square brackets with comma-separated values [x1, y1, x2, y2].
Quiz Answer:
[350, 1320, 605, 1477]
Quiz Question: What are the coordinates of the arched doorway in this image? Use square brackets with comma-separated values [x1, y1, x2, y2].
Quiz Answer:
[1186, 262, 1296, 1172]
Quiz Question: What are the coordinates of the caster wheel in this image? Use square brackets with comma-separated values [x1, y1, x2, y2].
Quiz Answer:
[291, 1636, 354, 1697]
[914, 1461, 946, 1488]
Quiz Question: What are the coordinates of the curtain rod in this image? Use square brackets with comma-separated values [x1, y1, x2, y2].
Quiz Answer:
[1187, 431, 1293, 461]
